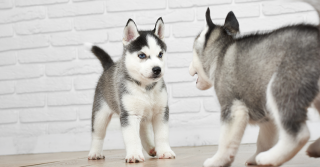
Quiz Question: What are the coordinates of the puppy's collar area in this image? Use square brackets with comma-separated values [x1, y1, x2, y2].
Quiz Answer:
[124, 71, 159, 91]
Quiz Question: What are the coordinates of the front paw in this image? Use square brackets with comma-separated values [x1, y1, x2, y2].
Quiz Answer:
[256, 152, 280, 166]
[157, 148, 176, 159]
[125, 151, 145, 163]
[148, 148, 157, 157]
[245, 154, 257, 166]
[88, 150, 105, 160]
[203, 155, 233, 167]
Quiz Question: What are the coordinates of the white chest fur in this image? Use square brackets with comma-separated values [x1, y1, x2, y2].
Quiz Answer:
[121, 80, 168, 119]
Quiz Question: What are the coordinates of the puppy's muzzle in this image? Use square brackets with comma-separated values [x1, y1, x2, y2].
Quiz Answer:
[152, 66, 161, 75]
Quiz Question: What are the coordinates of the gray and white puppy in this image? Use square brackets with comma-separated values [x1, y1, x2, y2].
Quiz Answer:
[86, 18, 175, 163]
[189, 2, 320, 167]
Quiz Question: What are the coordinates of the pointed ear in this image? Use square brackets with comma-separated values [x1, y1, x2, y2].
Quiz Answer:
[154, 17, 165, 40]
[205, 7, 215, 27]
[123, 19, 140, 45]
[224, 11, 239, 36]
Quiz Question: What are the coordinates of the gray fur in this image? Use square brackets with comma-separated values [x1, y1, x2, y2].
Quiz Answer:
[195, 13, 320, 136]
[164, 106, 169, 122]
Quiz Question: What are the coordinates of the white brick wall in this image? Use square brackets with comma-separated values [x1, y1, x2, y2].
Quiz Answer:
[0, 0, 320, 156]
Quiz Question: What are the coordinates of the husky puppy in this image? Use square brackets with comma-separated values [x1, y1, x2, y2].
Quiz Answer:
[86, 18, 175, 163]
[189, 2, 320, 167]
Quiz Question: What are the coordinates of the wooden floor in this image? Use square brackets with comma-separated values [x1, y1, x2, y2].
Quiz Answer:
[1, 143, 319, 167]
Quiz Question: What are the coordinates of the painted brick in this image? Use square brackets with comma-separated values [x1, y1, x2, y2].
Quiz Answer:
[74, 74, 100, 90]
[48, 121, 91, 134]
[169, 99, 201, 113]
[0, 81, 15, 95]
[0, 37, 17, 51]
[108, 28, 124, 42]
[304, 11, 319, 25]
[0, 125, 17, 137]
[172, 22, 203, 38]
[166, 38, 194, 53]
[78, 46, 96, 59]
[14, 19, 73, 35]
[137, 24, 171, 38]
[78, 105, 92, 120]
[197, 4, 260, 20]
[0, 51, 16, 66]
[48, 1, 105, 18]
[235, 0, 264, 3]
[0, 93, 45, 109]
[46, 60, 102, 76]
[0, 0, 13, 9]
[0, 65, 44, 80]
[0, 7, 46, 24]
[50, 31, 107, 46]
[167, 52, 192, 68]
[107, 0, 165, 12]
[16, 77, 72, 94]
[262, 2, 314, 16]
[47, 91, 94, 106]
[74, 13, 133, 31]
[0, 35, 49, 52]
[164, 68, 195, 83]
[16, 0, 69, 6]
[20, 107, 77, 123]
[136, 9, 195, 25]
[0, 111, 18, 124]
[19, 124, 47, 136]
[100, 42, 123, 57]
[172, 83, 213, 97]
[169, 0, 232, 8]
[0, 25, 13, 38]
[203, 97, 221, 112]
[18, 47, 76, 64]
[78, 44, 122, 60]
[239, 14, 306, 34]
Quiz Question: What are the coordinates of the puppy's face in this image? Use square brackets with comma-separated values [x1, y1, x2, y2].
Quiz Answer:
[189, 26, 213, 90]
[123, 18, 166, 84]
[189, 8, 239, 90]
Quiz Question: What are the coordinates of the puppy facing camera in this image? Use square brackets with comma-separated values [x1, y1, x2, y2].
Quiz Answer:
[86, 18, 175, 163]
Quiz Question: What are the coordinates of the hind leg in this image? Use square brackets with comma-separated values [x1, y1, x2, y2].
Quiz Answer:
[203, 100, 249, 167]
[307, 93, 320, 157]
[88, 101, 113, 160]
[140, 119, 156, 157]
[246, 121, 278, 165]
[256, 75, 310, 166]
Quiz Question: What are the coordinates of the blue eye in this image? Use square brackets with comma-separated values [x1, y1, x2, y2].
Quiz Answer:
[138, 53, 146, 59]
[158, 52, 163, 58]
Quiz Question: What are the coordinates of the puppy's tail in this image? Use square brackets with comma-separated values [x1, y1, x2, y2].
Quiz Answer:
[84, 43, 114, 70]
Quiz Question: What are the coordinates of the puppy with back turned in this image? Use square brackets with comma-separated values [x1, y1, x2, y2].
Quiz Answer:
[189, 0, 320, 166]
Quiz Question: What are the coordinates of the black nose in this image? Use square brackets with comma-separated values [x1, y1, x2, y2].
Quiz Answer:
[152, 67, 161, 75]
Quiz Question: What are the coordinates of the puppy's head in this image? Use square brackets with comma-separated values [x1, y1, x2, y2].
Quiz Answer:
[189, 8, 239, 90]
[123, 18, 166, 84]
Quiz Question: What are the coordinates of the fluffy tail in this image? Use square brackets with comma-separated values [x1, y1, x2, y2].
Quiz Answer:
[84, 43, 114, 70]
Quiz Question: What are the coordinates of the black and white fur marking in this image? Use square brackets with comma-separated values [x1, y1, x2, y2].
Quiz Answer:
[189, 1, 320, 166]
[87, 18, 175, 162]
